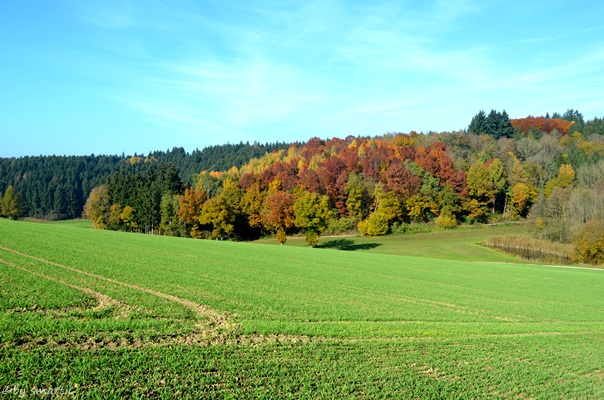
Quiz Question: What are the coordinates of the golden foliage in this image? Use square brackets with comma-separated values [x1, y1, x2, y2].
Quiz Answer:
[435, 213, 458, 229]
[573, 220, 604, 265]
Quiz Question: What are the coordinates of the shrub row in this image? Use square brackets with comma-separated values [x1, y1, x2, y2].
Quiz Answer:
[484, 235, 574, 264]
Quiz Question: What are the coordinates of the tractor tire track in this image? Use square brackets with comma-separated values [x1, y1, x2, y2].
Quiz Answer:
[0, 244, 237, 332]
[0, 258, 128, 314]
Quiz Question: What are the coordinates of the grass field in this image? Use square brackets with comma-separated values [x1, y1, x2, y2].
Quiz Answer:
[0, 219, 602, 398]
[256, 223, 535, 263]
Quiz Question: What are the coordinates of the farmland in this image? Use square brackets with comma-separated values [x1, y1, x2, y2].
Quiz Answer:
[1, 219, 603, 398]
[255, 223, 536, 263]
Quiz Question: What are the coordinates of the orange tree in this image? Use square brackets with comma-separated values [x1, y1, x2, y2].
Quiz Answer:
[261, 191, 296, 245]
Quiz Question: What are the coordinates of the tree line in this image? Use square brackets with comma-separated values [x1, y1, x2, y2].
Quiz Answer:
[82, 109, 604, 253]
[0, 141, 292, 221]
[3, 108, 604, 261]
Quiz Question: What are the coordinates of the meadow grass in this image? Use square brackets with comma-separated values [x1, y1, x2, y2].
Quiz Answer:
[0, 219, 602, 398]
[255, 223, 534, 263]
[23, 218, 92, 229]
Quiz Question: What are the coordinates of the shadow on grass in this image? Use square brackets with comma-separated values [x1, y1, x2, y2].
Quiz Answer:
[316, 239, 382, 251]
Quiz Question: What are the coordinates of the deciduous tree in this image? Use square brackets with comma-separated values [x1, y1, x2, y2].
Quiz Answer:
[83, 185, 110, 229]
[294, 192, 334, 247]
[178, 188, 207, 238]
[241, 183, 266, 229]
[486, 158, 507, 213]
[345, 173, 370, 221]
[573, 220, 604, 264]
[2, 186, 23, 220]
[108, 203, 123, 230]
[199, 195, 234, 239]
[510, 183, 537, 218]
[466, 161, 496, 217]
[544, 164, 575, 197]
[261, 191, 296, 245]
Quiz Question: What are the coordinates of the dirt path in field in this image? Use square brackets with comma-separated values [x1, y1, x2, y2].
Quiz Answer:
[0, 250, 319, 350]
[0, 258, 128, 314]
[0, 244, 236, 332]
[5, 244, 596, 351]
[0, 245, 327, 349]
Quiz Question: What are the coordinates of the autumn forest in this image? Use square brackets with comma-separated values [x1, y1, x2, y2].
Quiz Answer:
[2, 109, 604, 262]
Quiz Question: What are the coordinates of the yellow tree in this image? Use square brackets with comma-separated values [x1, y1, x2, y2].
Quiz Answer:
[199, 195, 234, 239]
[294, 191, 334, 247]
[405, 194, 438, 222]
[487, 158, 507, 213]
[197, 178, 243, 239]
[345, 173, 369, 221]
[360, 186, 402, 236]
[120, 205, 138, 231]
[573, 220, 604, 264]
[2, 185, 22, 220]
[219, 177, 246, 238]
[557, 164, 575, 186]
[83, 185, 110, 229]
[544, 164, 575, 197]
[465, 161, 495, 221]
[358, 211, 389, 236]
[509, 156, 528, 186]
[109, 203, 123, 229]
[509, 183, 537, 218]
[178, 188, 207, 238]
[241, 183, 267, 229]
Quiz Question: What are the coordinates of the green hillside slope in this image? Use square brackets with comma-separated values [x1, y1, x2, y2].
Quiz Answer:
[1, 219, 602, 398]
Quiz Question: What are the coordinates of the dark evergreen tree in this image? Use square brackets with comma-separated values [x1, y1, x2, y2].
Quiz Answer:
[53, 184, 68, 218]
[499, 110, 515, 139]
[468, 109, 514, 139]
[562, 108, 585, 134]
[468, 110, 487, 135]
[584, 117, 604, 136]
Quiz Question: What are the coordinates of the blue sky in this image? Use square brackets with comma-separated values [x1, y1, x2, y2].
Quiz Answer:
[1, 0, 603, 157]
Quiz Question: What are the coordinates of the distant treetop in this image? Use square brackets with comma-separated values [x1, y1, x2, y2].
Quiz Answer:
[468, 110, 514, 139]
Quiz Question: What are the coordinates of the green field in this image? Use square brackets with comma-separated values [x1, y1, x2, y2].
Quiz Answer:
[1, 219, 602, 398]
[256, 223, 535, 263]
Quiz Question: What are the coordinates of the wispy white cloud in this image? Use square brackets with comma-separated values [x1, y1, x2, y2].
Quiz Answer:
[6, 0, 604, 157]
[510, 25, 604, 45]
[69, 0, 138, 30]
[60, 0, 604, 143]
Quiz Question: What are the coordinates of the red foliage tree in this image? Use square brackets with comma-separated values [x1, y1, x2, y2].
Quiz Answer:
[361, 143, 395, 179]
[338, 146, 361, 173]
[317, 156, 346, 192]
[414, 141, 456, 184]
[325, 137, 348, 154]
[317, 156, 348, 215]
[261, 191, 296, 236]
[300, 137, 326, 160]
[447, 170, 468, 196]
[298, 168, 324, 194]
[395, 145, 416, 162]
[239, 172, 260, 190]
[511, 117, 571, 135]
[261, 161, 298, 191]
[382, 158, 421, 201]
